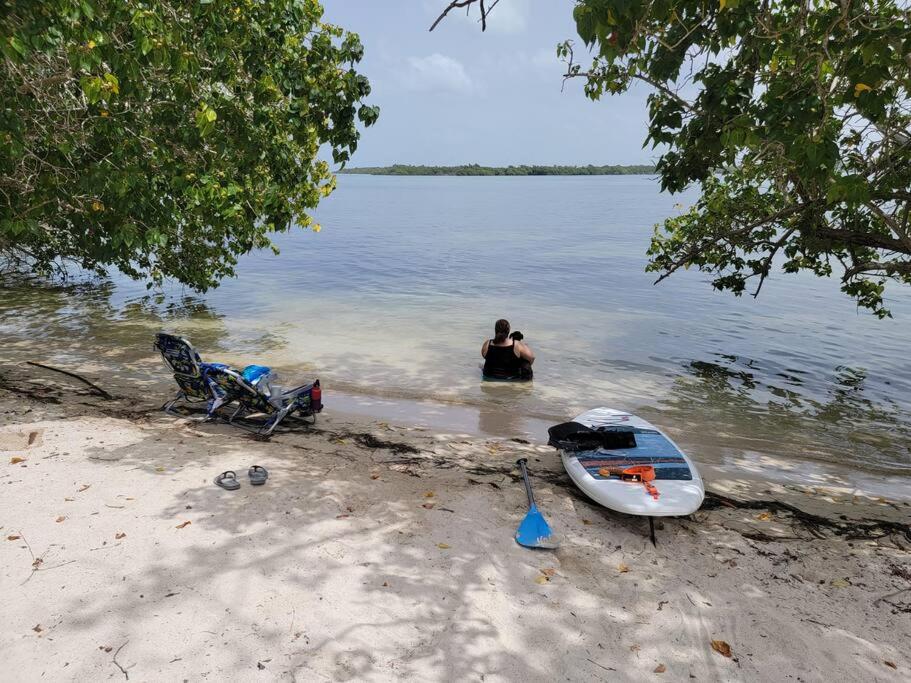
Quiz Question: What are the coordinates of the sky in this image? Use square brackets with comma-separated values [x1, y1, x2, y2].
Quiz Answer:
[321, 0, 654, 167]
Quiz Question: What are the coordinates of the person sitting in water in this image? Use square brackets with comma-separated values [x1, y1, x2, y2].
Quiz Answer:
[481, 319, 535, 380]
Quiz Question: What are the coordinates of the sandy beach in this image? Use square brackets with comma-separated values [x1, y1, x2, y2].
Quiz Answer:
[0, 359, 909, 682]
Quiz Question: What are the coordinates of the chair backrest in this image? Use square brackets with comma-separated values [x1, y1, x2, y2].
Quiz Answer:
[154, 333, 202, 379]
[204, 365, 276, 414]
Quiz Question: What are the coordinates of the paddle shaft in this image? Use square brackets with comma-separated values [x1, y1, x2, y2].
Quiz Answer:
[516, 458, 536, 507]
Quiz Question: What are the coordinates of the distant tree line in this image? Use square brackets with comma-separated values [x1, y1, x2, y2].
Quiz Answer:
[340, 163, 655, 176]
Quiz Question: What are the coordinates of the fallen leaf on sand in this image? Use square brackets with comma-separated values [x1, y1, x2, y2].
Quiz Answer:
[582, 519, 592, 525]
[422, 503, 435, 509]
[55, 516, 66, 523]
[335, 514, 350, 519]
[155, 467, 165, 472]
[424, 491, 435, 498]
[437, 543, 451, 550]
[175, 521, 191, 529]
[711, 640, 732, 658]
[654, 664, 666, 673]
[618, 563, 630, 573]
[884, 661, 897, 669]
[115, 532, 126, 540]
[10, 456, 25, 464]
[534, 575, 549, 584]
[32, 624, 42, 633]
[541, 568, 556, 578]
[78, 484, 90, 492]
[830, 578, 850, 588]
[756, 512, 772, 521]
[7, 535, 21, 541]
[370, 474, 380, 480]
[64, 497, 74, 502]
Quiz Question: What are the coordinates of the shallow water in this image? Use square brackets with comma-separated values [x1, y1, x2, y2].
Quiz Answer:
[2, 175, 910, 478]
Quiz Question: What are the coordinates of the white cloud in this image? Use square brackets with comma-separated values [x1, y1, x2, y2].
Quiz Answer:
[485, 0, 529, 34]
[402, 53, 474, 93]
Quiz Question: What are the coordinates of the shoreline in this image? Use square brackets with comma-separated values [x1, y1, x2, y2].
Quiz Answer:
[0, 358, 911, 681]
[3, 355, 911, 518]
[1, 358, 910, 680]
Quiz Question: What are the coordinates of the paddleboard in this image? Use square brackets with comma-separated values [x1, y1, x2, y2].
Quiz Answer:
[560, 407, 705, 516]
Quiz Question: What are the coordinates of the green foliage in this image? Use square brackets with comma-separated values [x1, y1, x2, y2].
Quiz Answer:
[1, 0, 377, 290]
[340, 163, 655, 176]
[565, 0, 911, 316]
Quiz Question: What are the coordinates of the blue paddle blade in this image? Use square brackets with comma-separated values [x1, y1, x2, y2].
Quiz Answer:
[515, 503, 558, 549]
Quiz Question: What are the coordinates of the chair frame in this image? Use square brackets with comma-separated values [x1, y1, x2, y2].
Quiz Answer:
[205, 365, 319, 438]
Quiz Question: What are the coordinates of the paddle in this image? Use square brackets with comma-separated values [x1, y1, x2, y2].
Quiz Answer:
[514, 458, 558, 549]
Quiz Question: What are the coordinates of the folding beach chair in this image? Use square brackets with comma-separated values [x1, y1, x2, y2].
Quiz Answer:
[153, 333, 232, 417]
[204, 365, 320, 438]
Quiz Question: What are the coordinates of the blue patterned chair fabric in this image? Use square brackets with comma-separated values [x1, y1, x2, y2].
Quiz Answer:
[153, 333, 230, 413]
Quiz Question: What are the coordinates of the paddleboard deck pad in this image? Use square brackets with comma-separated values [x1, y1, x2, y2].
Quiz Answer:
[555, 408, 705, 517]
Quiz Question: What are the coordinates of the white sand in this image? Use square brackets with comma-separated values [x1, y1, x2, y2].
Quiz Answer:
[0, 368, 909, 682]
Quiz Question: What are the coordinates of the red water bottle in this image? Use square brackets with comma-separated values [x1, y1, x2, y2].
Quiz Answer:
[311, 379, 322, 412]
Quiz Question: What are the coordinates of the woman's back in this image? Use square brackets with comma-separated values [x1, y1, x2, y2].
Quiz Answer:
[483, 341, 522, 379]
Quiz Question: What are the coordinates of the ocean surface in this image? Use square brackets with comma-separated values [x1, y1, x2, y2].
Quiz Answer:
[2, 175, 910, 482]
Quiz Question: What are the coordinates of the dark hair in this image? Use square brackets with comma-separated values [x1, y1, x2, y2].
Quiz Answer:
[494, 319, 510, 344]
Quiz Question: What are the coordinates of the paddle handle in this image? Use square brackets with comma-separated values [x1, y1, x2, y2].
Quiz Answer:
[516, 458, 535, 507]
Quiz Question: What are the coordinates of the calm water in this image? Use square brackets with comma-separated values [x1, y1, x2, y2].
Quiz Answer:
[2, 175, 910, 477]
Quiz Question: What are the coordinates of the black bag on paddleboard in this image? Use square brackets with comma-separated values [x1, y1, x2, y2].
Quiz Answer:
[547, 421, 637, 451]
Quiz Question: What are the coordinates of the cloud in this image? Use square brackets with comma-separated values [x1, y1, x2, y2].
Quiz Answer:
[402, 53, 474, 93]
[485, 0, 529, 34]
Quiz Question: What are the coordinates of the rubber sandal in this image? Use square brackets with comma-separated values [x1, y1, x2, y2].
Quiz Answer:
[248, 465, 268, 486]
[214, 470, 240, 490]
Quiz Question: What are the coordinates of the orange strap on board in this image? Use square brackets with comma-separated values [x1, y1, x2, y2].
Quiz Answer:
[598, 464, 660, 500]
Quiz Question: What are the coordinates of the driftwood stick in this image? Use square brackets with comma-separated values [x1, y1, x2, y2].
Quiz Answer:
[112, 641, 130, 680]
[26, 361, 114, 400]
[873, 587, 911, 606]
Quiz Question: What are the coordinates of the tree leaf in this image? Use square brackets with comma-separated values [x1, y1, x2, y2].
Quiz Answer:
[711, 640, 732, 657]
[654, 664, 666, 673]
[175, 521, 191, 529]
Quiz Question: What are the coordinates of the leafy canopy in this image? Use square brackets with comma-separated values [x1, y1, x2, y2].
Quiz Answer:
[561, 0, 911, 316]
[1, 0, 379, 290]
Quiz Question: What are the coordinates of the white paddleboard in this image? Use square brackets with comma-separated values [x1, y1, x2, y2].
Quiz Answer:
[560, 407, 705, 517]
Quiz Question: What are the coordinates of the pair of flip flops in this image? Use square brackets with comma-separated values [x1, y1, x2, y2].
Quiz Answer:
[214, 466, 268, 490]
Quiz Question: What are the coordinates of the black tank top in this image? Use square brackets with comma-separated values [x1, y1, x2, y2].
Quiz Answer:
[483, 341, 521, 378]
